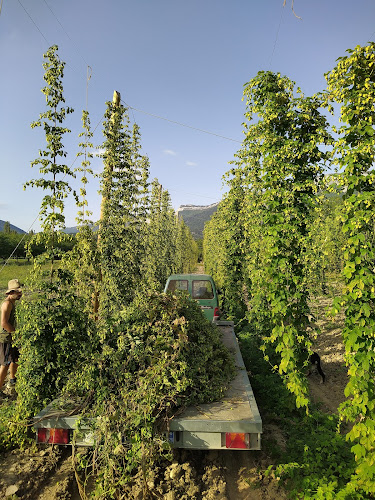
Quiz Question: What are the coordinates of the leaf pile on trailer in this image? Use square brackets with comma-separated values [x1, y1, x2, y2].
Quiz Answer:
[63, 292, 235, 497]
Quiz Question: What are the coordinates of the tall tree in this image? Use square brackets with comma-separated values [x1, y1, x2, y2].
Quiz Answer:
[326, 42, 375, 496]
[61, 109, 99, 316]
[306, 188, 346, 294]
[244, 72, 331, 408]
[98, 97, 149, 317]
[142, 179, 167, 290]
[204, 174, 248, 320]
[75, 109, 95, 227]
[24, 44, 75, 276]
[208, 71, 332, 408]
[142, 180, 178, 290]
[13, 47, 93, 432]
[175, 216, 198, 274]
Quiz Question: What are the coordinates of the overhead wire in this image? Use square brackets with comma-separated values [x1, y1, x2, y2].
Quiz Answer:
[42, 0, 91, 69]
[17, 0, 50, 46]
[15, 1, 241, 146]
[122, 100, 242, 144]
[86, 66, 92, 112]
[120, 97, 137, 125]
[17, 0, 88, 84]
[268, 3, 284, 69]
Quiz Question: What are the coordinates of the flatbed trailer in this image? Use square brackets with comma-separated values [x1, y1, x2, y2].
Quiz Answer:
[33, 321, 262, 451]
[168, 321, 262, 450]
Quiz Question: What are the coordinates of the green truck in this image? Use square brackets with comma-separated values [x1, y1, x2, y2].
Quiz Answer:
[164, 274, 220, 322]
[33, 275, 262, 451]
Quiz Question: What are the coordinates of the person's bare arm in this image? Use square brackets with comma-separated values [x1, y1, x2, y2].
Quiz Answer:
[1, 301, 15, 333]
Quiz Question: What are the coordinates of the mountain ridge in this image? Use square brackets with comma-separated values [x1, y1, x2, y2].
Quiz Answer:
[2, 201, 219, 240]
[0, 220, 26, 234]
[177, 202, 219, 239]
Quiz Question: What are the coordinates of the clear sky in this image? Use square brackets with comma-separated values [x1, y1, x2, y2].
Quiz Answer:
[1, 0, 374, 232]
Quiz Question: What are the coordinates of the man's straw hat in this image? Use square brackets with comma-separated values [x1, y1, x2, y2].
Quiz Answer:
[6, 279, 22, 294]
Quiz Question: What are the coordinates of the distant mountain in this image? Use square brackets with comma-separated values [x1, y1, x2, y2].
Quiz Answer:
[64, 226, 79, 234]
[64, 224, 98, 234]
[0, 220, 26, 234]
[64, 204, 219, 240]
[177, 203, 219, 240]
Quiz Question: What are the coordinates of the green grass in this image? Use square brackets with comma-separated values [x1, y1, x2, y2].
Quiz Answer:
[0, 400, 19, 451]
[0, 260, 35, 294]
[237, 324, 359, 499]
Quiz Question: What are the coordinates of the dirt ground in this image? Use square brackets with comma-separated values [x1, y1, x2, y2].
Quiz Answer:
[308, 294, 347, 415]
[0, 445, 286, 500]
[0, 293, 348, 499]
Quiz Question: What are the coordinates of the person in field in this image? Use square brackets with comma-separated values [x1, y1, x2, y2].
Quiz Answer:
[0, 279, 22, 399]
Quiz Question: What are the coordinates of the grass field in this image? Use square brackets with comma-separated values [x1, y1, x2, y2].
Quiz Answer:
[0, 260, 34, 293]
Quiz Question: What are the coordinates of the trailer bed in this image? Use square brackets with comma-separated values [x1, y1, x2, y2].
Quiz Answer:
[168, 321, 262, 449]
[33, 322, 262, 450]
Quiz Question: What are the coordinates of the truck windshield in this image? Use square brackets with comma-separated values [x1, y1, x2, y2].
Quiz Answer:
[167, 280, 189, 292]
[192, 280, 214, 299]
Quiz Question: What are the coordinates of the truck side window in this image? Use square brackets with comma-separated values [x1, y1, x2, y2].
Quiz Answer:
[167, 280, 189, 292]
[192, 281, 214, 299]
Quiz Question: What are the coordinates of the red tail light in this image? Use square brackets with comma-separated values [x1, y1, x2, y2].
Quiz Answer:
[225, 432, 250, 449]
[37, 428, 70, 445]
[213, 307, 220, 319]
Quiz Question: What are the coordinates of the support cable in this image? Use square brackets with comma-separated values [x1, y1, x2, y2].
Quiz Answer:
[17, 0, 87, 82]
[269, 4, 284, 69]
[17, 0, 50, 45]
[122, 100, 242, 144]
[42, 0, 91, 68]
[86, 66, 92, 113]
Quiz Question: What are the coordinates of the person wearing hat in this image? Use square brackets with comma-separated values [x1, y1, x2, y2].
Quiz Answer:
[0, 279, 22, 398]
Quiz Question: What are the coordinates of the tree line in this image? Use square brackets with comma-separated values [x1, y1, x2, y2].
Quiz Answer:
[0, 230, 76, 260]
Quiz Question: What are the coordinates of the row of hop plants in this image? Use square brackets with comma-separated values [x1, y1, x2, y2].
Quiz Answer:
[204, 42, 375, 497]
[5, 45, 236, 498]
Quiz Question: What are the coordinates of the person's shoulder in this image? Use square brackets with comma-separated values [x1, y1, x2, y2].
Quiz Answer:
[1, 299, 12, 312]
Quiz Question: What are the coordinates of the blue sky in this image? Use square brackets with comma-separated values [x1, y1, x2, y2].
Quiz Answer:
[1, 0, 374, 232]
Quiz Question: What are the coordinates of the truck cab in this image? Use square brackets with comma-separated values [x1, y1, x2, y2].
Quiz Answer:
[164, 274, 220, 322]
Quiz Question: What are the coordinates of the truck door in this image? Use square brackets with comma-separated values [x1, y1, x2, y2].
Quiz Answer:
[192, 279, 217, 322]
